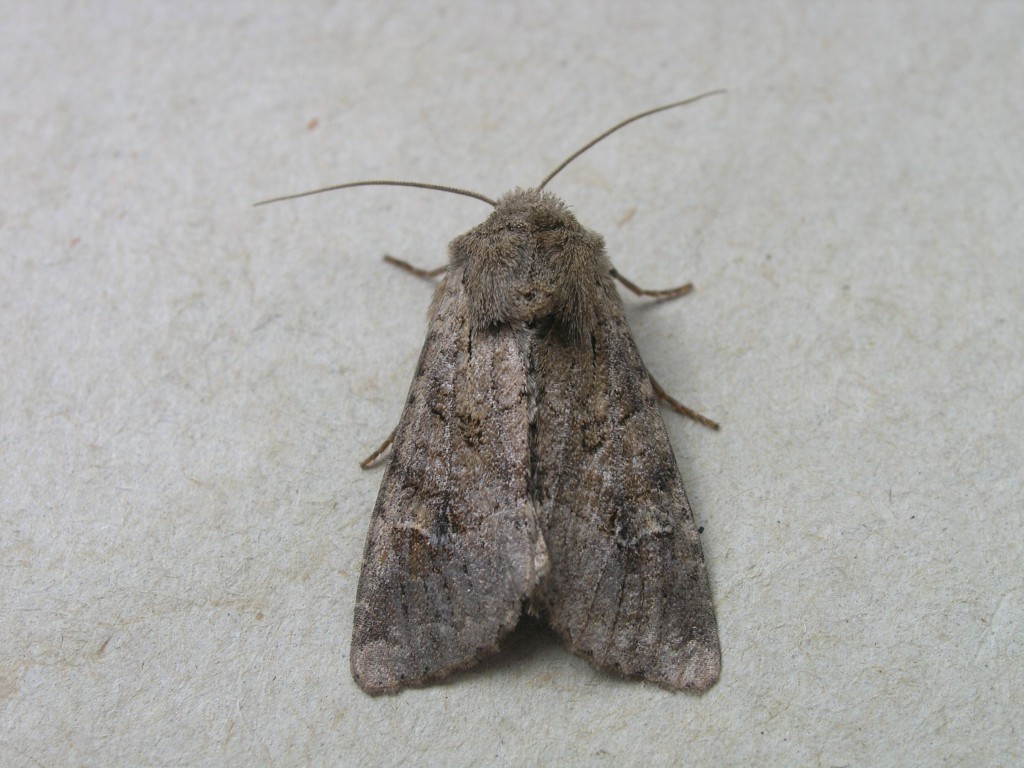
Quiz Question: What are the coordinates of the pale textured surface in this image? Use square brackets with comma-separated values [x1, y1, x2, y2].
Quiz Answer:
[2, 1, 1021, 765]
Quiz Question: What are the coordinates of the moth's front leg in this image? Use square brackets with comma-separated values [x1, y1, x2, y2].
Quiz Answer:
[610, 267, 692, 300]
[383, 255, 446, 280]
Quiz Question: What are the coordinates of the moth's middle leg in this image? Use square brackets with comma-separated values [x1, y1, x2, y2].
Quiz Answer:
[649, 375, 719, 431]
[360, 427, 396, 470]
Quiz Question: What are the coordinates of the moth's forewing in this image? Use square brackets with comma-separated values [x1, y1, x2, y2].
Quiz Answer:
[531, 246, 720, 691]
[350, 268, 548, 693]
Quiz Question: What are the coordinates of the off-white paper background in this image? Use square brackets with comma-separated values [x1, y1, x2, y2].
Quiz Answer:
[2, 2, 1021, 765]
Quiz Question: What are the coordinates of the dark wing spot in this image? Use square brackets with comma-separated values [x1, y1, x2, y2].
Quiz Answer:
[430, 505, 451, 548]
[650, 460, 678, 493]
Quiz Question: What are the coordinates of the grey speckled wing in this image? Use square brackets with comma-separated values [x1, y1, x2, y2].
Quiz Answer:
[350, 264, 549, 694]
[531, 274, 721, 691]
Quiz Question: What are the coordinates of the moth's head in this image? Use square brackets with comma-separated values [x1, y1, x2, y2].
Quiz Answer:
[485, 187, 579, 232]
[256, 94, 725, 331]
[254, 93, 726, 341]
[450, 188, 609, 337]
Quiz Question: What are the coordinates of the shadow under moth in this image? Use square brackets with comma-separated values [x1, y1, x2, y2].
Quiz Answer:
[258, 91, 724, 694]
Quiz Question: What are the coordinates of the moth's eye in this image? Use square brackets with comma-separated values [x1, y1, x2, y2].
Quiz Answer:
[532, 213, 562, 232]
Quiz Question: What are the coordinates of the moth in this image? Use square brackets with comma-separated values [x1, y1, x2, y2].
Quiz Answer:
[258, 91, 724, 693]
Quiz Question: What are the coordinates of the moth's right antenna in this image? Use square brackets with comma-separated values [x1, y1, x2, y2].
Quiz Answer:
[536, 89, 726, 191]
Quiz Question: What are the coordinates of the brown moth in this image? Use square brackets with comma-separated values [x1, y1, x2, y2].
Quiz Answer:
[258, 91, 724, 693]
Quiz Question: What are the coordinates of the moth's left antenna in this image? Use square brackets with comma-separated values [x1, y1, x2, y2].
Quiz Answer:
[254, 180, 497, 208]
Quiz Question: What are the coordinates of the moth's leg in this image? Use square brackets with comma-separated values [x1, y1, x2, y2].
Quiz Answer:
[362, 256, 442, 468]
[612, 268, 715, 428]
[361, 257, 443, 469]
[649, 374, 719, 431]
[383, 255, 446, 280]
[610, 268, 693, 300]
[360, 427, 397, 469]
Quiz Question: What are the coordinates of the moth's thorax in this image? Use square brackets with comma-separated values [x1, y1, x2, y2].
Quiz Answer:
[449, 188, 612, 337]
